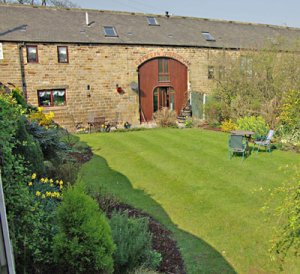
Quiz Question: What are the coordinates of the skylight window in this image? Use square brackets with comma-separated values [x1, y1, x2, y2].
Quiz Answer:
[147, 17, 159, 26]
[103, 26, 118, 37]
[202, 32, 216, 41]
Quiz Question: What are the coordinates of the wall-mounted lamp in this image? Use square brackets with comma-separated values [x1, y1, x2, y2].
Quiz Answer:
[116, 84, 124, 94]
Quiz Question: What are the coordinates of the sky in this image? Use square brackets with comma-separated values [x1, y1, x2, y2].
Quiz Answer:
[70, 0, 300, 28]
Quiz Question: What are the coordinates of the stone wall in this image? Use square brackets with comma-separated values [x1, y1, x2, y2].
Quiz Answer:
[0, 42, 240, 131]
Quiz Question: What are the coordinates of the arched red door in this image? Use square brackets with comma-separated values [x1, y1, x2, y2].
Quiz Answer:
[138, 57, 188, 122]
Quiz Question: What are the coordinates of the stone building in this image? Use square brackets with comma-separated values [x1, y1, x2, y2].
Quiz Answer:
[1, 4, 300, 131]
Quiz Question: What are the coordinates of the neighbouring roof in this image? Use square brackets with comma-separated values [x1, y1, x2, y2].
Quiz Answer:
[1, 4, 300, 50]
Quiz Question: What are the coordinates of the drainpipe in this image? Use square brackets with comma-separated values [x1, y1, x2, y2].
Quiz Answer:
[18, 43, 27, 100]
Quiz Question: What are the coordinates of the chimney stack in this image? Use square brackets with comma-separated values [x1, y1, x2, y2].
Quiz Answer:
[86, 12, 89, 25]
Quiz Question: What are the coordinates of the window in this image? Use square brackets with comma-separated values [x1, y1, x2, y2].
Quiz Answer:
[240, 56, 253, 76]
[57, 46, 69, 63]
[26, 45, 38, 63]
[103, 26, 118, 37]
[208, 66, 214, 79]
[38, 89, 66, 107]
[147, 17, 159, 25]
[202, 32, 216, 41]
[158, 58, 170, 82]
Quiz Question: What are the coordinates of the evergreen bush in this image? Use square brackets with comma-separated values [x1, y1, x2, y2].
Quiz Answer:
[109, 210, 161, 273]
[53, 187, 115, 274]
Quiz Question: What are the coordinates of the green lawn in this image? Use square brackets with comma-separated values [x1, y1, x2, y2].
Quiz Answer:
[78, 128, 300, 274]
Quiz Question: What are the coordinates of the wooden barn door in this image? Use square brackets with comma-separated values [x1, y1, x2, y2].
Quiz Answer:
[138, 57, 187, 122]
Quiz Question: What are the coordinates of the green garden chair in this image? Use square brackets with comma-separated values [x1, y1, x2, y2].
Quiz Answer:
[228, 135, 248, 160]
[252, 130, 274, 153]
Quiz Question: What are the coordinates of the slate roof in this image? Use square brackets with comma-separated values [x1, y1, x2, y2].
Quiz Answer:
[1, 4, 300, 50]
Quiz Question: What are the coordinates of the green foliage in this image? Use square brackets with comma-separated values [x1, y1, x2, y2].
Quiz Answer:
[204, 98, 223, 125]
[236, 116, 269, 138]
[220, 119, 237, 132]
[0, 93, 36, 272]
[213, 44, 300, 124]
[56, 161, 80, 185]
[27, 122, 68, 161]
[277, 126, 300, 152]
[153, 107, 177, 127]
[263, 165, 300, 269]
[184, 117, 193, 128]
[53, 187, 115, 274]
[14, 116, 45, 174]
[109, 210, 161, 273]
[12, 88, 27, 109]
[279, 89, 300, 130]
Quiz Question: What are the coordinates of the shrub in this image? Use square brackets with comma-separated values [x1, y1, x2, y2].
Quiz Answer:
[204, 98, 223, 125]
[153, 107, 177, 127]
[14, 116, 45, 174]
[27, 122, 68, 161]
[56, 161, 80, 185]
[184, 117, 193, 128]
[277, 126, 300, 152]
[220, 119, 237, 132]
[25, 174, 63, 271]
[236, 116, 269, 138]
[53, 187, 115, 274]
[0, 93, 35, 272]
[109, 210, 161, 273]
[279, 89, 300, 131]
[263, 165, 300, 269]
[28, 106, 55, 127]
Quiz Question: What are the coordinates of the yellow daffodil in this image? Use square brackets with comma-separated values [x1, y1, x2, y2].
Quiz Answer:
[40, 178, 45, 183]
[46, 191, 51, 197]
[44, 178, 49, 183]
[59, 185, 63, 190]
[50, 179, 54, 183]
[59, 180, 63, 185]
[28, 182, 33, 186]
[36, 191, 41, 197]
[42, 194, 46, 199]
[31, 173, 37, 180]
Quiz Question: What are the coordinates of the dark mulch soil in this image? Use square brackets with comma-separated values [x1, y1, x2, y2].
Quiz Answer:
[200, 125, 222, 132]
[69, 147, 93, 164]
[96, 195, 186, 274]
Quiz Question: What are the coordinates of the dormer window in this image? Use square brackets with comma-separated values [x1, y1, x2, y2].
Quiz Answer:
[202, 32, 216, 41]
[103, 26, 118, 37]
[147, 17, 159, 26]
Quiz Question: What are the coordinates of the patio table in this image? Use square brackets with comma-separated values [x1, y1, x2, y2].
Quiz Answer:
[230, 130, 255, 139]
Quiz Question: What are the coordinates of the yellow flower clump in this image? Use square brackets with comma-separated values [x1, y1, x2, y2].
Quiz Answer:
[28, 107, 55, 127]
[29, 173, 64, 200]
